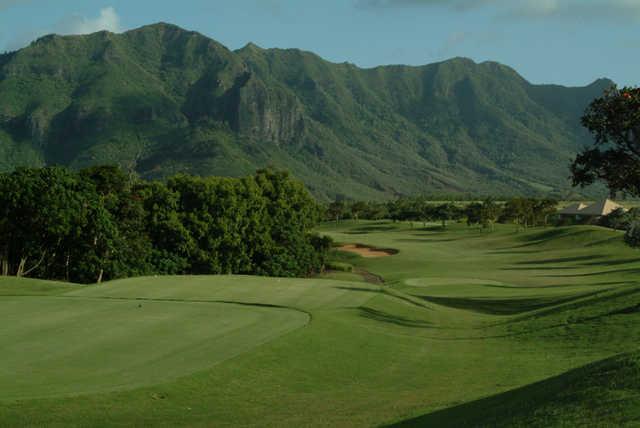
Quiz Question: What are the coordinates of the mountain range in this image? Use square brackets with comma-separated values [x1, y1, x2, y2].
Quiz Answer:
[0, 23, 613, 200]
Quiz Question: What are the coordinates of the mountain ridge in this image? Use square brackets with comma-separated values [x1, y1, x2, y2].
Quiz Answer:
[0, 22, 614, 200]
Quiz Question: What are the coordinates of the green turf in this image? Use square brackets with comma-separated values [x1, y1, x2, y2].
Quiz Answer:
[1, 221, 640, 426]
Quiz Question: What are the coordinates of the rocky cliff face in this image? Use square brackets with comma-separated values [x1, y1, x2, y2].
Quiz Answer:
[235, 75, 305, 144]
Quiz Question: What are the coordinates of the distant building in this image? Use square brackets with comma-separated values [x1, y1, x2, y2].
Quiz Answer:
[558, 199, 625, 219]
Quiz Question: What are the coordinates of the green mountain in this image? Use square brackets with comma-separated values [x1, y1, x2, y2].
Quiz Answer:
[0, 23, 613, 200]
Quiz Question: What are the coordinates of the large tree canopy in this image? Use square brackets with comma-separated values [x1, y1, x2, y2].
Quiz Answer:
[0, 167, 330, 283]
[572, 86, 640, 195]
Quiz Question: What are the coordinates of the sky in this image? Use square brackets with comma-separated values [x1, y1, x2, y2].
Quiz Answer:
[0, 0, 637, 87]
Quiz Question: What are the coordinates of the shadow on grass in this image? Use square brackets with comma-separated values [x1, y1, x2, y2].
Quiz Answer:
[516, 255, 605, 265]
[542, 267, 640, 278]
[358, 307, 433, 329]
[386, 352, 640, 427]
[608, 303, 640, 316]
[489, 249, 541, 255]
[395, 238, 460, 243]
[342, 225, 397, 235]
[582, 258, 640, 267]
[511, 286, 640, 323]
[504, 255, 640, 272]
[333, 286, 381, 294]
[415, 292, 603, 316]
[502, 266, 579, 271]
[496, 229, 610, 251]
[412, 226, 449, 232]
[484, 281, 629, 290]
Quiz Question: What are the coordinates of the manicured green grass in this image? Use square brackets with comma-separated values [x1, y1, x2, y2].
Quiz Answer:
[1, 221, 640, 426]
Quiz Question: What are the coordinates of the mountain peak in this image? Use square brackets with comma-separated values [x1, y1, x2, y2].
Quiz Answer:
[130, 22, 188, 32]
[237, 42, 264, 53]
[0, 21, 614, 199]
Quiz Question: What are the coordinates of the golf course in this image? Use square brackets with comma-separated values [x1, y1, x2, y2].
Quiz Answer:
[1, 220, 640, 427]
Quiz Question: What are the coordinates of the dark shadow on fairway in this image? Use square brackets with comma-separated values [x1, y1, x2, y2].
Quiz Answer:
[415, 226, 448, 232]
[395, 238, 460, 243]
[343, 225, 397, 234]
[496, 229, 606, 251]
[608, 303, 640, 316]
[414, 292, 605, 316]
[543, 267, 640, 278]
[511, 286, 640, 323]
[385, 352, 640, 428]
[502, 266, 579, 271]
[358, 307, 433, 328]
[581, 258, 640, 267]
[334, 286, 382, 294]
[489, 249, 541, 255]
[482, 282, 626, 290]
[516, 255, 605, 265]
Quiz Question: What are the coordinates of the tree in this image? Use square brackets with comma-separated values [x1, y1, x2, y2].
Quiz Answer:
[466, 203, 483, 228]
[572, 86, 640, 195]
[0, 166, 329, 283]
[350, 201, 368, 223]
[0, 167, 119, 283]
[328, 200, 346, 224]
[433, 203, 461, 228]
[479, 198, 501, 231]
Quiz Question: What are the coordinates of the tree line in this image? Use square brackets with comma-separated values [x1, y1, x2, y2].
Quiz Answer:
[326, 197, 559, 230]
[0, 166, 331, 284]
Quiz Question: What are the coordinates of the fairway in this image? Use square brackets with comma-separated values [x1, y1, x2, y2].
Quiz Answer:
[2, 222, 640, 426]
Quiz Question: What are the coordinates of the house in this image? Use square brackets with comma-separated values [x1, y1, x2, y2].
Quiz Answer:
[558, 199, 626, 220]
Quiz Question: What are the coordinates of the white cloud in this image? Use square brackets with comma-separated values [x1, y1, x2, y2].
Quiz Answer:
[55, 7, 122, 36]
[5, 7, 122, 51]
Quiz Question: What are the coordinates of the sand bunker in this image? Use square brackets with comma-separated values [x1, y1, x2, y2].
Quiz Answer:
[339, 244, 397, 258]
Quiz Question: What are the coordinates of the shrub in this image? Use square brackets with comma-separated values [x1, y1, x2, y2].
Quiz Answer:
[599, 208, 635, 230]
[625, 221, 640, 248]
[326, 261, 354, 272]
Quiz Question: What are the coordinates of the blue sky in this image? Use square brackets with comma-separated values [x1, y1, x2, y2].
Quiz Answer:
[0, 0, 637, 87]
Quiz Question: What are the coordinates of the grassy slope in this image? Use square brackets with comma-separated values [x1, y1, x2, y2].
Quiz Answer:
[0, 223, 639, 426]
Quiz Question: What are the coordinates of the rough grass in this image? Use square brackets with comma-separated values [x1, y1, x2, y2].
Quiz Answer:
[1, 221, 640, 426]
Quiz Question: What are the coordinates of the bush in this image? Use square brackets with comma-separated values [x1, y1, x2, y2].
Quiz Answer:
[599, 208, 635, 230]
[625, 221, 640, 248]
[326, 261, 354, 272]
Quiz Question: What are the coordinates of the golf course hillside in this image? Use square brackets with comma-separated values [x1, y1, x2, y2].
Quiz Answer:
[2, 221, 640, 426]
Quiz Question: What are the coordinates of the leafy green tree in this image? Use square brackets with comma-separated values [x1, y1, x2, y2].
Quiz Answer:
[466, 202, 483, 228]
[572, 86, 640, 195]
[0, 166, 329, 283]
[81, 166, 154, 278]
[328, 200, 347, 224]
[0, 167, 119, 283]
[625, 221, 640, 248]
[480, 198, 501, 231]
[350, 201, 369, 223]
[433, 203, 461, 228]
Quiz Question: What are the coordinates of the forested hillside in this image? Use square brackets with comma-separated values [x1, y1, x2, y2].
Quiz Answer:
[0, 23, 613, 199]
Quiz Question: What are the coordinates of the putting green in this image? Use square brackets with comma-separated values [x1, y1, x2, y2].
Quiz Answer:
[0, 291, 308, 400]
[0, 275, 385, 401]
